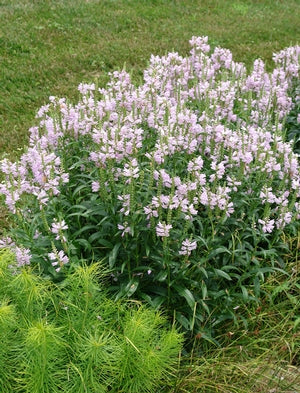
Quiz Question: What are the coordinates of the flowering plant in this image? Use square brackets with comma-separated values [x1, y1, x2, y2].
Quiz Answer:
[0, 37, 299, 334]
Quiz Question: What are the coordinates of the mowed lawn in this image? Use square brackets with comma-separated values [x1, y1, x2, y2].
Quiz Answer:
[0, 0, 299, 157]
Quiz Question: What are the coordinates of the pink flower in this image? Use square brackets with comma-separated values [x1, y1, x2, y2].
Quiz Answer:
[258, 218, 275, 233]
[92, 181, 100, 192]
[276, 211, 292, 229]
[189, 36, 210, 54]
[0, 236, 15, 248]
[118, 194, 131, 216]
[118, 222, 131, 237]
[156, 222, 172, 237]
[48, 250, 69, 272]
[15, 247, 32, 267]
[179, 238, 197, 256]
[144, 206, 158, 219]
[123, 158, 139, 180]
[51, 219, 68, 242]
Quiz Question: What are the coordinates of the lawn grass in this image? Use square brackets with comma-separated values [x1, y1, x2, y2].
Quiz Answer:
[0, 0, 299, 158]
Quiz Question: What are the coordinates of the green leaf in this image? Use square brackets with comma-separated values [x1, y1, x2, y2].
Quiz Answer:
[88, 233, 113, 247]
[175, 312, 190, 331]
[73, 184, 88, 196]
[194, 235, 209, 249]
[73, 225, 98, 238]
[208, 247, 231, 259]
[75, 238, 92, 251]
[147, 285, 167, 297]
[214, 269, 232, 281]
[115, 278, 139, 299]
[197, 266, 208, 278]
[196, 332, 220, 347]
[240, 285, 248, 301]
[141, 293, 166, 308]
[173, 284, 195, 310]
[126, 278, 139, 297]
[67, 204, 87, 217]
[200, 300, 210, 315]
[254, 276, 260, 297]
[293, 317, 300, 331]
[80, 209, 96, 218]
[109, 243, 121, 269]
[156, 270, 168, 282]
[145, 244, 150, 257]
[201, 282, 208, 300]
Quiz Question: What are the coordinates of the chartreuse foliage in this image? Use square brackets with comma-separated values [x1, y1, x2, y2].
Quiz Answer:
[0, 249, 182, 393]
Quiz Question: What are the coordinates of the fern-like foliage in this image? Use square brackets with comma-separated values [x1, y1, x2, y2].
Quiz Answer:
[0, 250, 183, 393]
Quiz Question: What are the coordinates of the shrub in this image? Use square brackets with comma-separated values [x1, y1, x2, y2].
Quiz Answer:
[0, 37, 299, 336]
[0, 249, 182, 393]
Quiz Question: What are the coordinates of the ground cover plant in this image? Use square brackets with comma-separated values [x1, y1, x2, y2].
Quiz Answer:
[0, 249, 182, 393]
[0, 38, 299, 342]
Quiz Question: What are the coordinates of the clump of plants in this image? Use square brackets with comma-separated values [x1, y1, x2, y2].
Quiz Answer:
[0, 249, 182, 393]
[0, 37, 299, 336]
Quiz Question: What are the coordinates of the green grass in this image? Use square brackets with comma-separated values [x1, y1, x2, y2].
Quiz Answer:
[0, 0, 299, 158]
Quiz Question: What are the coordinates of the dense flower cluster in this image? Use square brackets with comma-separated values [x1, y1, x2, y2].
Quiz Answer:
[0, 237, 31, 268]
[0, 38, 299, 325]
